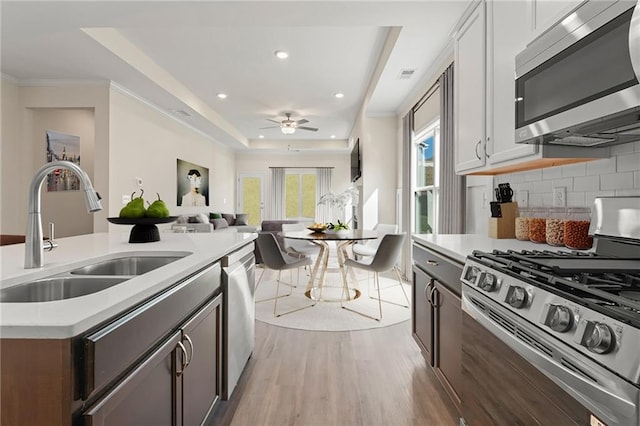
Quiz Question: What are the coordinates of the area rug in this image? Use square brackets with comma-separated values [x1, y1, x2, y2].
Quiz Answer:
[254, 268, 412, 332]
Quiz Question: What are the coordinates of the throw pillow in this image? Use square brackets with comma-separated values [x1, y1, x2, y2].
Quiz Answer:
[210, 212, 222, 219]
[187, 216, 200, 223]
[222, 213, 235, 226]
[235, 213, 249, 226]
[212, 218, 229, 230]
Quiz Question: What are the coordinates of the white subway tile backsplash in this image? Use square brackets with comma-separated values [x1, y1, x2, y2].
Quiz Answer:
[617, 152, 640, 172]
[472, 152, 640, 223]
[566, 192, 586, 207]
[585, 191, 616, 207]
[529, 193, 544, 206]
[533, 180, 553, 193]
[524, 169, 543, 182]
[615, 189, 640, 196]
[573, 175, 599, 192]
[561, 163, 586, 177]
[551, 177, 573, 190]
[586, 157, 616, 175]
[601, 172, 634, 190]
[542, 166, 562, 180]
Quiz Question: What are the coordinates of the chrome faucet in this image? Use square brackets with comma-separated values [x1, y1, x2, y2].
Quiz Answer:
[25, 161, 102, 268]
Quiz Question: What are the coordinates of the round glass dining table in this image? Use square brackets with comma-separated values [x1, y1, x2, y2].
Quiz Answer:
[278, 229, 378, 301]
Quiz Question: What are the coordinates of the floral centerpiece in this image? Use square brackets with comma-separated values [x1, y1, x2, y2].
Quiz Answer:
[317, 185, 359, 226]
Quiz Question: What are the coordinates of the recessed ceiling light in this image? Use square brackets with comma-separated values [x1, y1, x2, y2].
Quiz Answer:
[274, 50, 289, 59]
[334, 92, 344, 99]
[330, 135, 336, 139]
[217, 93, 227, 99]
[259, 135, 264, 139]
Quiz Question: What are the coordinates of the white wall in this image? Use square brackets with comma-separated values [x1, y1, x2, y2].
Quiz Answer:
[1, 79, 23, 235]
[32, 108, 95, 238]
[108, 87, 236, 229]
[1, 79, 236, 237]
[357, 115, 398, 229]
[235, 150, 350, 221]
[1, 80, 110, 235]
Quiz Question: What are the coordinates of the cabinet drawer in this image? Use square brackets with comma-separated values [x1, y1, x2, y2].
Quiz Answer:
[412, 244, 463, 296]
[83, 262, 221, 400]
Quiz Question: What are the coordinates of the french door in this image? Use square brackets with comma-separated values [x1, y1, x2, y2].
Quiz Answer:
[237, 173, 264, 226]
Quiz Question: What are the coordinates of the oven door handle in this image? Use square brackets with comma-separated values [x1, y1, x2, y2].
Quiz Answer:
[462, 291, 639, 425]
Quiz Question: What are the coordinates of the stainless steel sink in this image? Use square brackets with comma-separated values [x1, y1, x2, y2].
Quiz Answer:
[0, 277, 128, 303]
[70, 256, 185, 276]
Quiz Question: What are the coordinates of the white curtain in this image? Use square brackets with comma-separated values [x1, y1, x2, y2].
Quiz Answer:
[438, 63, 466, 233]
[270, 167, 285, 220]
[315, 167, 332, 223]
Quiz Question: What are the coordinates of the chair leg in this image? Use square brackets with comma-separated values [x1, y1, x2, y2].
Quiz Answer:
[273, 270, 316, 317]
[256, 268, 292, 303]
[341, 270, 382, 322]
[367, 266, 410, 308]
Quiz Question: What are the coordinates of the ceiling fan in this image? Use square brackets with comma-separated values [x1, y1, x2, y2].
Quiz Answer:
[260, 112, 318, 135]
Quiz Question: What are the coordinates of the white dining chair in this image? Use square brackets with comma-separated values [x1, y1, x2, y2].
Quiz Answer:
[255, 232, 316, 317]
[341, 233, 407, 321]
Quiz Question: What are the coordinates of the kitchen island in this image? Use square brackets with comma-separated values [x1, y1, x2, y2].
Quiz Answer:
[0, 230, 256, 425]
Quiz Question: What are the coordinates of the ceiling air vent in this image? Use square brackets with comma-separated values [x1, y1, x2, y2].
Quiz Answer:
[398, 68, 416, 80]
[172, 109, 191, 118]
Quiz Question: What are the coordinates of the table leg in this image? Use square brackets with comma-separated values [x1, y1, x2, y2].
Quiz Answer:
[306, 241, 326, 293]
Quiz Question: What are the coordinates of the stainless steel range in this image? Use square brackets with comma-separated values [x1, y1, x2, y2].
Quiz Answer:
[461, 197, 640, 426]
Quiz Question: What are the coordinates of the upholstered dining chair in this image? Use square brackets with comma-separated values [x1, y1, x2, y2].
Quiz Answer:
[280, 222, 320, 286]
[352, 223, 398, 258]
[341, 233, 407, 321]
[351, 224, 407, 305]
[255, 232, 316, 317]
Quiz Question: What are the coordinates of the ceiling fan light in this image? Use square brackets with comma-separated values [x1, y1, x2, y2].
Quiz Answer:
[281, 126, 296, 135]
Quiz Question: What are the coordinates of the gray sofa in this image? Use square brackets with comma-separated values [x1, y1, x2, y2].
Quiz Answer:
[171, 213, 257, 233]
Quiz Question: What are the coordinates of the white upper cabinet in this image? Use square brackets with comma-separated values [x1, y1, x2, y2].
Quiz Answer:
[453, 0, 607, 175]
[532, 1, 582, 36]
[454, 1, 486, 173]
[485, 0, 538, 165]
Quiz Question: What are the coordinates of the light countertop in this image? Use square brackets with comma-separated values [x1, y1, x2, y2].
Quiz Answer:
[411, 233, 590, 264]
[0, 231, 256, 339]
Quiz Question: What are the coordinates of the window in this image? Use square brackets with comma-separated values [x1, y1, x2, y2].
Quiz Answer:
[285, 170, 316, 220]
[413, 122, 439, 234]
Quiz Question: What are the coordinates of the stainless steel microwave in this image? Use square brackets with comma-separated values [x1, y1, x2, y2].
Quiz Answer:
[515, 0, 640, 147]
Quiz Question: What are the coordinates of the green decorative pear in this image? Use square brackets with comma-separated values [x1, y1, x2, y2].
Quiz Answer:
[119, 190, 146, 218]
[146, 193, 170, 218]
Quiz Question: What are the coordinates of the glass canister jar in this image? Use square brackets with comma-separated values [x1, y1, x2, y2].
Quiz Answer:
[546, 207, 566, 246]
[529, 207, 548, 243]
[564, 207, 593, 250]
[515, 207, 531, 241]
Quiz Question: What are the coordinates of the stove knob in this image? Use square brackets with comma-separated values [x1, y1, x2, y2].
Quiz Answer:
[478, 272, 497, 292]
[584, 322, 615, 354]
[543, 305, 573, 332]
[506, 286, 528, 308]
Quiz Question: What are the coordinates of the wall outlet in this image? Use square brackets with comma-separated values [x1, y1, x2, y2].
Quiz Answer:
[517, 190, 528, 207]
[135, 177, 143, 187]
[553, 187, 566, 207]
[122, 194, 131, 205]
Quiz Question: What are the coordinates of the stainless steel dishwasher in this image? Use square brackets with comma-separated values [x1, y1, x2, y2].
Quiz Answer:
[221, 242, 256, 399]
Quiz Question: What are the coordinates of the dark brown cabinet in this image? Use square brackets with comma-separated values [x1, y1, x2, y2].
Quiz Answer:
[83, 294, 223, 426]
[181, 296, 222, 426]
[412, 243, 463, 409]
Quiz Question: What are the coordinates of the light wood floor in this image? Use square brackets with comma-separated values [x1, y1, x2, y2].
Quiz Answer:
[208, 320, 460, 426]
